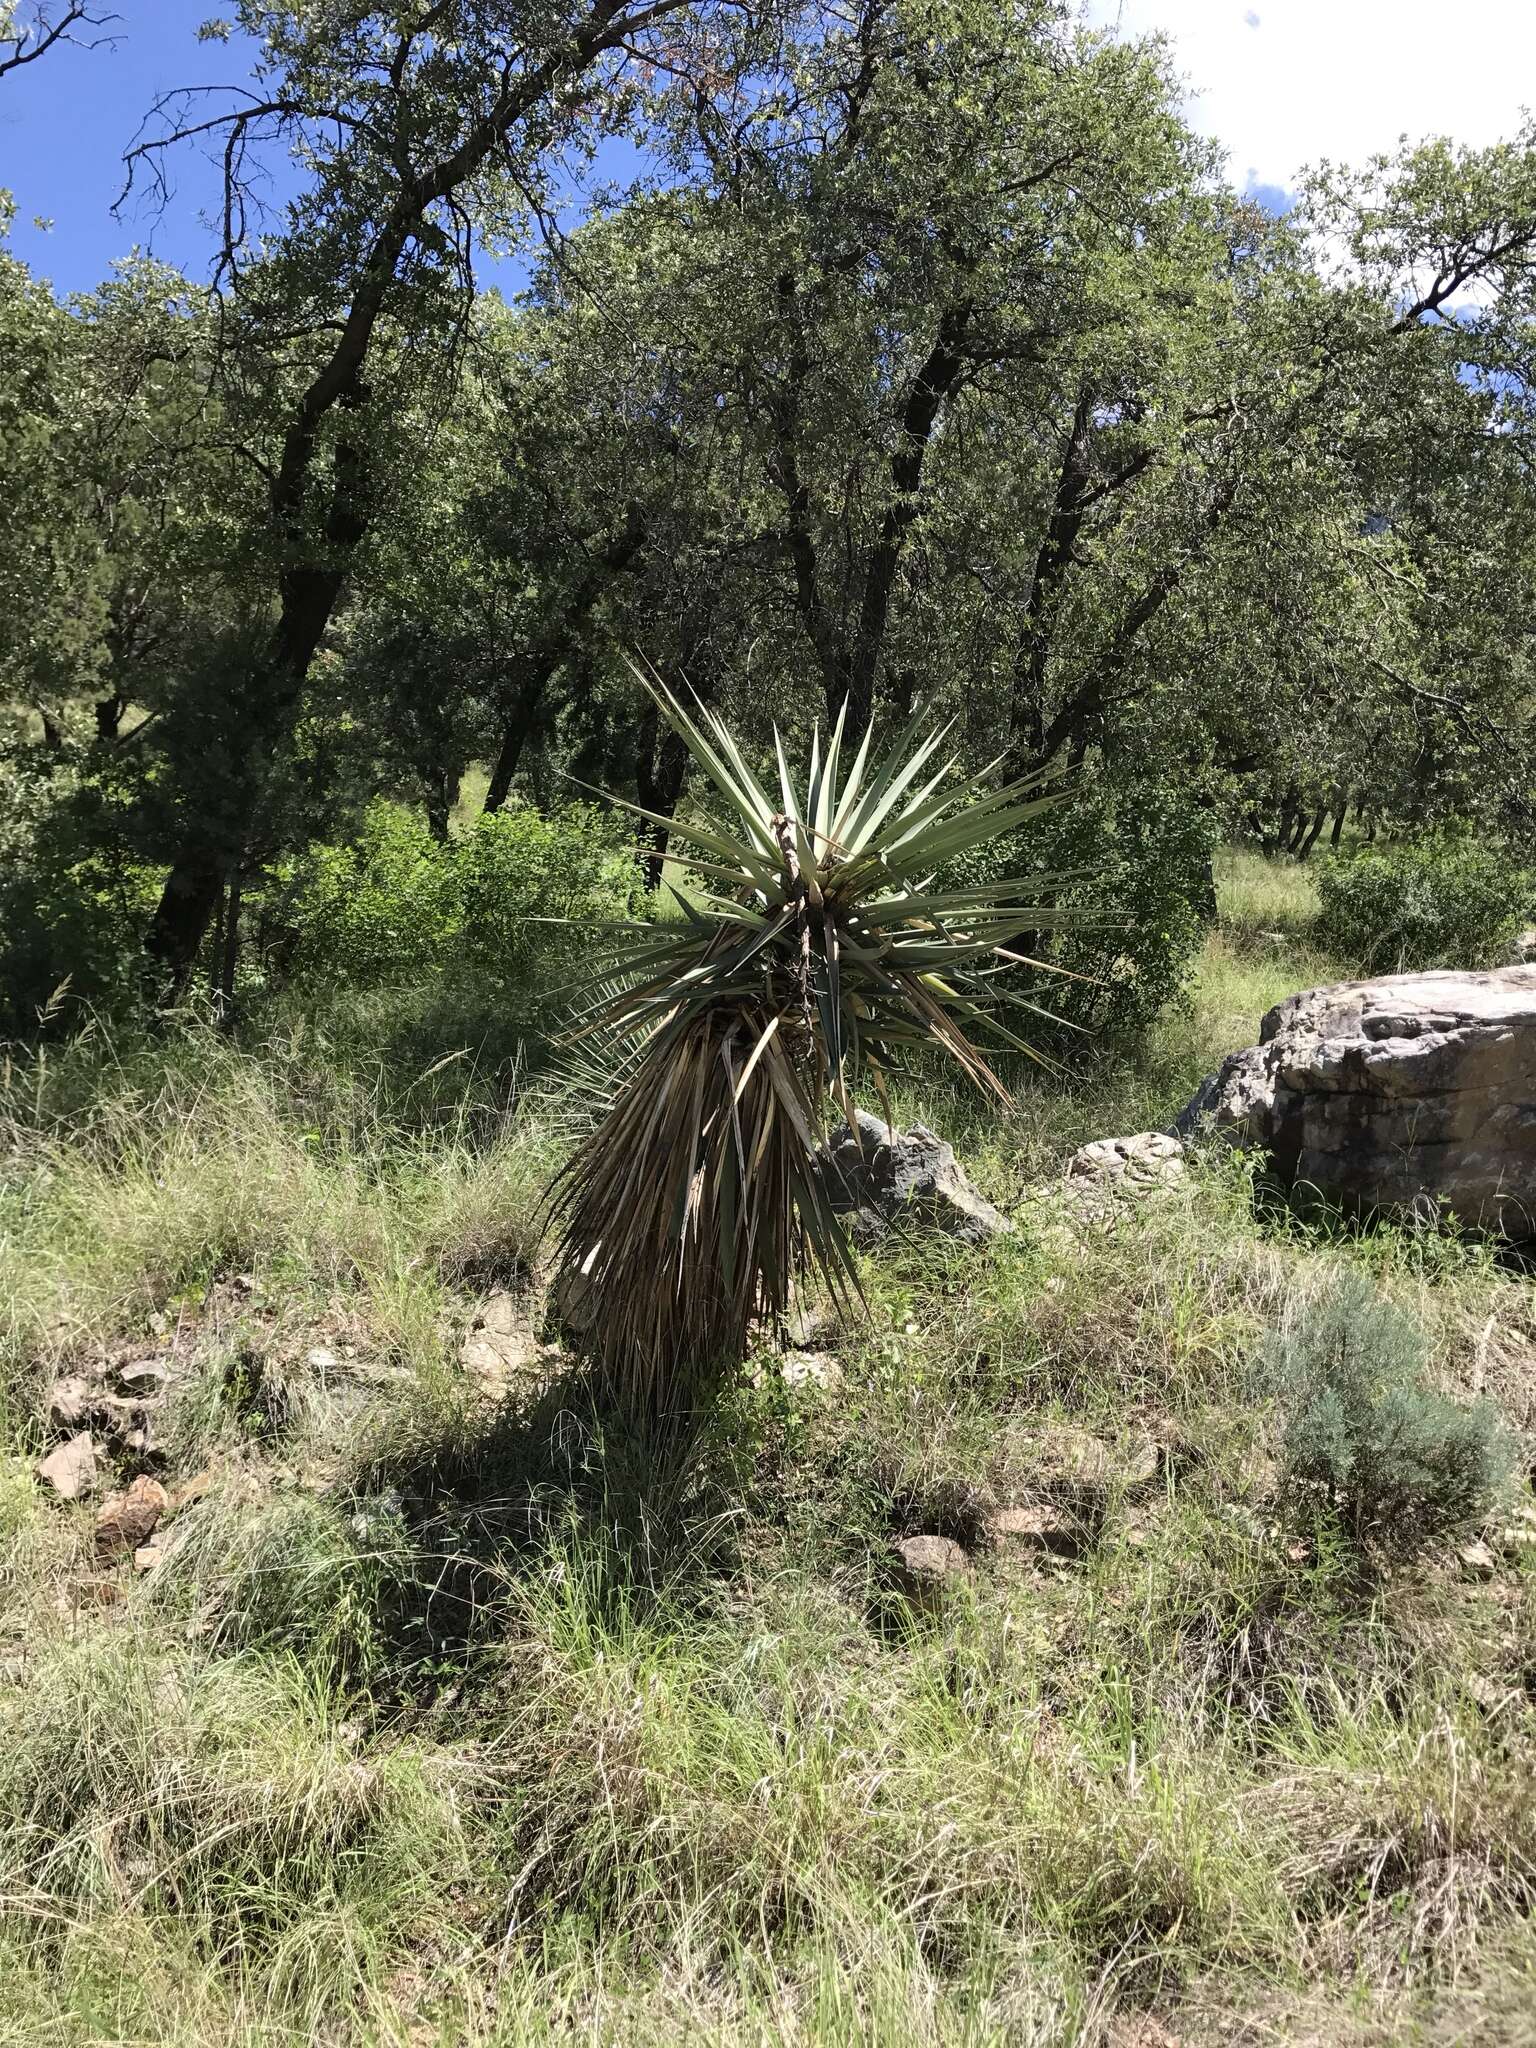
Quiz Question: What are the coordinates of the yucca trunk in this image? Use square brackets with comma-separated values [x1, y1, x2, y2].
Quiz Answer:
[550, 1000, 851, 1415]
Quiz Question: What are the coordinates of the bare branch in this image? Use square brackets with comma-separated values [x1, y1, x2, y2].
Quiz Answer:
[0, 1, 119, 82]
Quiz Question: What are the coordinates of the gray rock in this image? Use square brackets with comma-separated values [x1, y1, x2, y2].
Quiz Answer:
[1174, 966, 1536, 1238]
[37, 1431, 98, 1501]
[816, 1111, 1012, 1244]
[93, 1476, 169, 1563]
[460, 1289, 553, 1395]
[47, 1376, 94, 1431]
[1012, 1426, 1163, 1493]
[887, 1533, 971, 1614]
[48, 1351, 186, 1454]
[113, 1359, 169, 1395]
[780, 1349, 843, 1393]
[983, 1504, 1081, 1556]
[1064, 1131, 1187, 1216]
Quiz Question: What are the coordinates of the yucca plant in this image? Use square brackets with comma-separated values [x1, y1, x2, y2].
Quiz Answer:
[546, 669, 1079, 1415]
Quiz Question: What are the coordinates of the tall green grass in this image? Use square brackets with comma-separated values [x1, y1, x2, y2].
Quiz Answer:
[0, 863, 1533, 2044]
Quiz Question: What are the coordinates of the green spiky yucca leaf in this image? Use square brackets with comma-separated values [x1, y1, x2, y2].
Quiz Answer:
[546, 667, 1081, 1414]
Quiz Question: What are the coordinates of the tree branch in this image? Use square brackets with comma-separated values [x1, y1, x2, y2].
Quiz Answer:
[0, 2, 118, 81]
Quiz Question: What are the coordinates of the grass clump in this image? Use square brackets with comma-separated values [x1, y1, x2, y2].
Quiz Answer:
[1260, 1269, 1514, 1556]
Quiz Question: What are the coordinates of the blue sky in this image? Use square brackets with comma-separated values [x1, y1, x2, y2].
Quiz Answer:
[3, 2, 1535, 299]
[0, 0, 574, 296]
[0, 1, 265, 294]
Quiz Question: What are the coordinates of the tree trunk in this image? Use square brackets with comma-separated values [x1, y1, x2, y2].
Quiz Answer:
[636, 715, 691, 891]
[484, 672, 550, 814]
[845, 303, 975, 734]
[483, 504, 647, 818]
[1295, 805, 1328, 860]
[144, 855, 226, 998]
[135, 0, 682, 995]
[143, 407, 370, 995]
[1262, 789, 1300, 857]
[424, 763, 461, 845]
[216, 869, 242, 1031]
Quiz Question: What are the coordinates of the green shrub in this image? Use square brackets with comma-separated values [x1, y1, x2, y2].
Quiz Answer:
[947, 765, 1217, 1042]
[284, 798, 637, 1011]
[454, 799, 637, 1000]
[1259, 1270, 1511, 1555]
[1315, 837, 1532, 974]
[286, 799, 457, 987]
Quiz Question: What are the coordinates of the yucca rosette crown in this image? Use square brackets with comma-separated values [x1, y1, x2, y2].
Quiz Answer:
[547, 670, 1075, 1412]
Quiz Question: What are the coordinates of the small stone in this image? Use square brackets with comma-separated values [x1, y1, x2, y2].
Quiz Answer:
[1494, 1508, 1536, 1560]
[475, 1291, 523, 1337]
[894, 1532, 970, 1573]
[134, 1536, 168, 1572]
[37, 1431, 98, 1501]
[113, 1359, 169, 1395]
[1119, 1436, 1163, 1489]
[1458, 1538, 1499, 1580]
[1466, 1672, 1517, 1716]
[815, 1112, 1012, 1245]
[781, 1350, 843, 1393]
[48, 1376, 94, 1429]
[985, 1504, 1081, 1556]
[1062, 1133, 1187, 1222]
[783, 1301, 836, 1348]
[460, 1291, 543, 1393]
[75, 1392, 158, 1457]
[93, 1476, 170, 1562]
[889, 1534, 971, 1612]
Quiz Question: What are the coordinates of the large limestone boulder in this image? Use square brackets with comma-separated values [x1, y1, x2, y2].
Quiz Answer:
[816, 1110, 1012, 1244]
[1175, 966, 1536, 1238]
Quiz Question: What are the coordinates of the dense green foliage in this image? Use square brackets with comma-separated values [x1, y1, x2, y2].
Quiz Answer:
[1315, 837, 1535, 974]
[287, 798, 636, 1003]
[1262, 1270, 1512, 1555]
[2, 0, 1536, 1036]
[948, 767, 1218, 1039]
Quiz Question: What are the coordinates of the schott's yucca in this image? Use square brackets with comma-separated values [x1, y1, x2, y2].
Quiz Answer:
[547, 669, 1075, 1414]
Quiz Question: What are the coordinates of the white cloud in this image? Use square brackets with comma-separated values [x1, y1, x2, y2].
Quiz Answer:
[1085, 1, 1536, 194]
